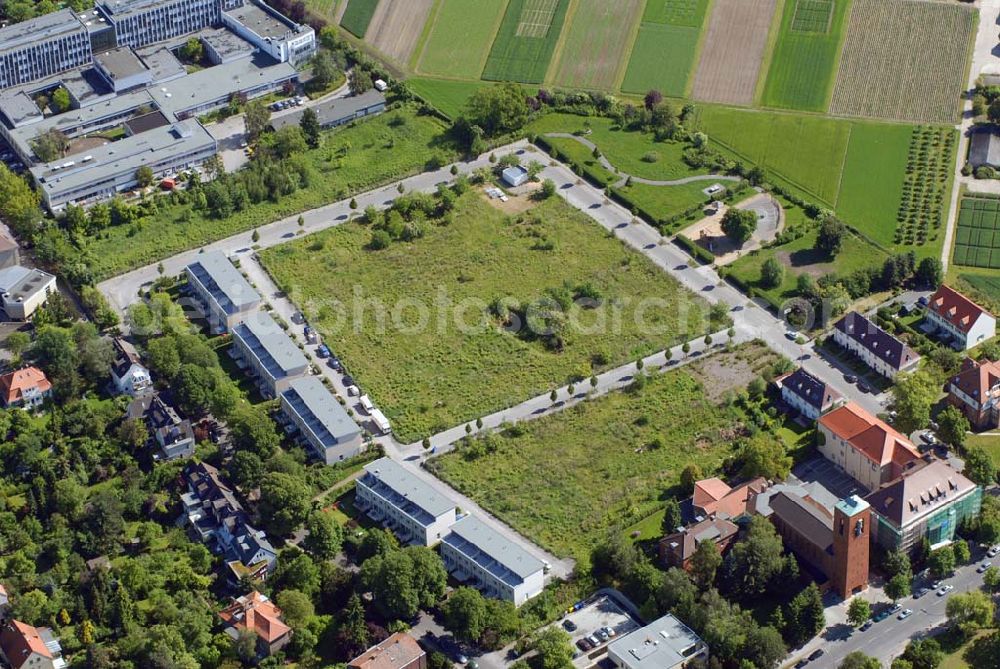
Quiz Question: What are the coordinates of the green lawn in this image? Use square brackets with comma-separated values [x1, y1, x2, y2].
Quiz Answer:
[544, 136, 618, 185]
[967, 434, 1000, 466]
[260, 193, 711, 443]
[304, 0, 342, 22]
[616, 181, 716, 223]
[835, 121, 911, 249]
[427, 347, 760, 562]
[407, 77, 494, 119]
[340, 0, 379, 37]
[621, 23, 701, 97]
[81, 107, 453, 281]
[415, 0, 508, 79]
[957, 271, 1000, 315]
[760, 0, 851, 111]
[528, 113, 704, 181]
[693, 105, 851, 206]
[482, 0, 570, 83]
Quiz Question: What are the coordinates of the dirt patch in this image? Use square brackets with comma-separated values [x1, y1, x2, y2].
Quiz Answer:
[689, 342, 778, 402]
[365, 0, 436, 65]
[691, 0, 778, 104]
[678, 193, 784, 266]
[479, 185, 539, 214]
[66, 136, 110, 156]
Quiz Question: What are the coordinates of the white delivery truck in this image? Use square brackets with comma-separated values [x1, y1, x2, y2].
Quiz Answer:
[370, 408, 391, 435]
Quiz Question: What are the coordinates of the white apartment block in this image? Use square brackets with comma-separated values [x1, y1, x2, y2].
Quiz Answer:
[925, 285, 997, 351]
[355, 457, 457, 546]
[222, 1, 316, 65]
[0, 10, 92, 89]
[440, 515, 545, 606]
[832, 311, 920, 379]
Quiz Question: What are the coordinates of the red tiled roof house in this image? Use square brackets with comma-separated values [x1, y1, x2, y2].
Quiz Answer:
[349, 632, 426, 669]
[925, 285, 996, 351]
[947, 357, 1000, 431]
[0, 619, 64, 669]
[219, 591, 291, 658]
[817, 402, 921, 492]
[0, 367, 51, 409]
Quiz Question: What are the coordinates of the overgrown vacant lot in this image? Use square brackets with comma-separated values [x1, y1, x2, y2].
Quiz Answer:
[552, 0, 644, 90]
[260, 194, 710, 442]
[82, 107, 452, 280]
[830, 0, 975, 123]
[428, 344, 777, 562]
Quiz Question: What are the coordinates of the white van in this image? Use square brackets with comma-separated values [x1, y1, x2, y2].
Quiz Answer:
[359, 395, 374, 413]
[370, 408, 391, 435]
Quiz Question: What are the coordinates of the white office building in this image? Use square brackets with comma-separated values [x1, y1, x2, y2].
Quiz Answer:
[607, 614, 708, 669]
[184, 250, 261, 334]
[222, 1, 315, 65]
[441, 515, 545, 606]
[0, 10, 91, 90]
[355, 457, 457, 546]
[280, 376, 364, 465]
[97, 0, 222, 49]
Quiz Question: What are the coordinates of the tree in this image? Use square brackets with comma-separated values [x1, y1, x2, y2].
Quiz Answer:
[80, 490, 125, 556]
[847, 598, 871, 627]
[899, 638, 942, 669]
[937, 405, 969, 450]
[258, 473, 312, 535]
[243, 100, 271, 142]
[360, 546, 447, 620]
[533, 627, 574, 669]
[311, 50, 340, 87]
[929, 546, 956, 578]
[339, 593, 370, 655]
[662, 498, 682, 535]
[304, 510, 343, 560]
[356, 528, 397, 562]
[273, 550, 321, 597]
[947, 590, 994, 636]
[785, 583, 825, 647]
[275, 589, 314, 630]
[463, 83, 530, 137]
[985, 566, 1000, 592]
[721, 208, 757, 245]
[540, 178, 556, 199]
[885, 573, 911, 602]
[744, 625, 787, 669]
[442, 586, 488, 642]
[348, 68, 372, 95]
[816, 215, 847, 257]
[0, 164, 41, 239]
[954, 539, 971, 564]
[180, 37, 203, 63]
[51, 87, 71, 113]
[721, 516, 786, 598]
[135, 165, 154, 188]
[915, 257, 942, 288]
[891, 370, 936, 434]
[761, 257, 785, 289]
[737, 434, 792, 481]
[963, 445, 996, 487]
[300, 107, 321, 149]
[690, 540, 722, 589]
[840, 652, 882, 669]
[229, 407, 280, 458]
[4, 331, 30, 361]
[30, 128, 69, 162]
[680, 464, 702, 495]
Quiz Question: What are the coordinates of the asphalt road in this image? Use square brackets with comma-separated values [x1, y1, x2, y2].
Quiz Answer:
[806, 549, 993, 668]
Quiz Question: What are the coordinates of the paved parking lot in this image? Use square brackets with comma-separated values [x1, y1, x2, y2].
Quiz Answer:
[792, 458, 866, 501]
[557, 595, 639, 669]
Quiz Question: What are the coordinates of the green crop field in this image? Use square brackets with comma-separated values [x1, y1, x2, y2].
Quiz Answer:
[642, 0, 710, 26]
[340, 0, 379, 37]
[831, 0, 975, 123]
[693, 105, 850, 206]
[954, 198, 1000, 270]
[482, 0, 570, 83]
[304, 0, 342, 23]
[407, 77, 493, 119]
[761, 0, 851, 111]
[81, 107, 452, 281]
[621, 23, 701, 97]
[552, 0, 644, 90]
[260, 193, 710, 443]
[959, 272, 1000, 310]
[427, 344, 775, 561]
[415, 0, 508, 79]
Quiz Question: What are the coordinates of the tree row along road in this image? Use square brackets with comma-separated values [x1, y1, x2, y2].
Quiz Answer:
[98, 140, 888, 587]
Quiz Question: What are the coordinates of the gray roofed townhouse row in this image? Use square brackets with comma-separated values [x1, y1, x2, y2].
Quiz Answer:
[185, 250, 261, 332]
[443, 514, 543, 583]
[356, 457, 458, 545]
[231, 311, 309, 396]
[280, 376, 363, 465]
[360, 458, 456, 521]
[833, 311, 920, 376]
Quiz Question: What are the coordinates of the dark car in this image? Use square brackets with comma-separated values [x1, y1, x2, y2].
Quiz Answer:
[342, 374, 355, 386]
[794, 660, 808, 669]
[860, 620, 873, 631]
[872, 610, 890, 622]
[845, 374, 857, 383]
[808, 649, 825, 661]
[576, 639, 592, 652]
[562, 620, 577, 632]
[857, 382, 870, 393]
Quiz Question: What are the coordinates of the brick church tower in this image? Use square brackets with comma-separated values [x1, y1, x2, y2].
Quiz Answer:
[832, 495, 871, 599]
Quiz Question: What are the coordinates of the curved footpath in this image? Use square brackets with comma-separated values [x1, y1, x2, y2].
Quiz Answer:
[542, 132, 742, 188]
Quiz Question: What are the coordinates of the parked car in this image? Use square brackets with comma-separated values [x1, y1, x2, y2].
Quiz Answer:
[794, 660, 808, 669]
[979, 561, 993, 573]
[587, 635, 600, 646]
[889, 603, 902, 615]
[596, 630, 609, 642]
[845, 374, 857, 383]
[602, 626, 616, 637]
[898, 609, 913, 620]
[342, 374, 355, 386]
[913, 587, 929, 599]
[316, 344, 330, 357]
[576, 639, 592, 652]
[872, 610, 890, 622]
[562, 620, 577, 632]
[860, 620, 873, 631]
[857, 381, 870, 393]
[937, 585, 954, 596]
[808, 649, 824, 661]
[988, 546, 1000, 558]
